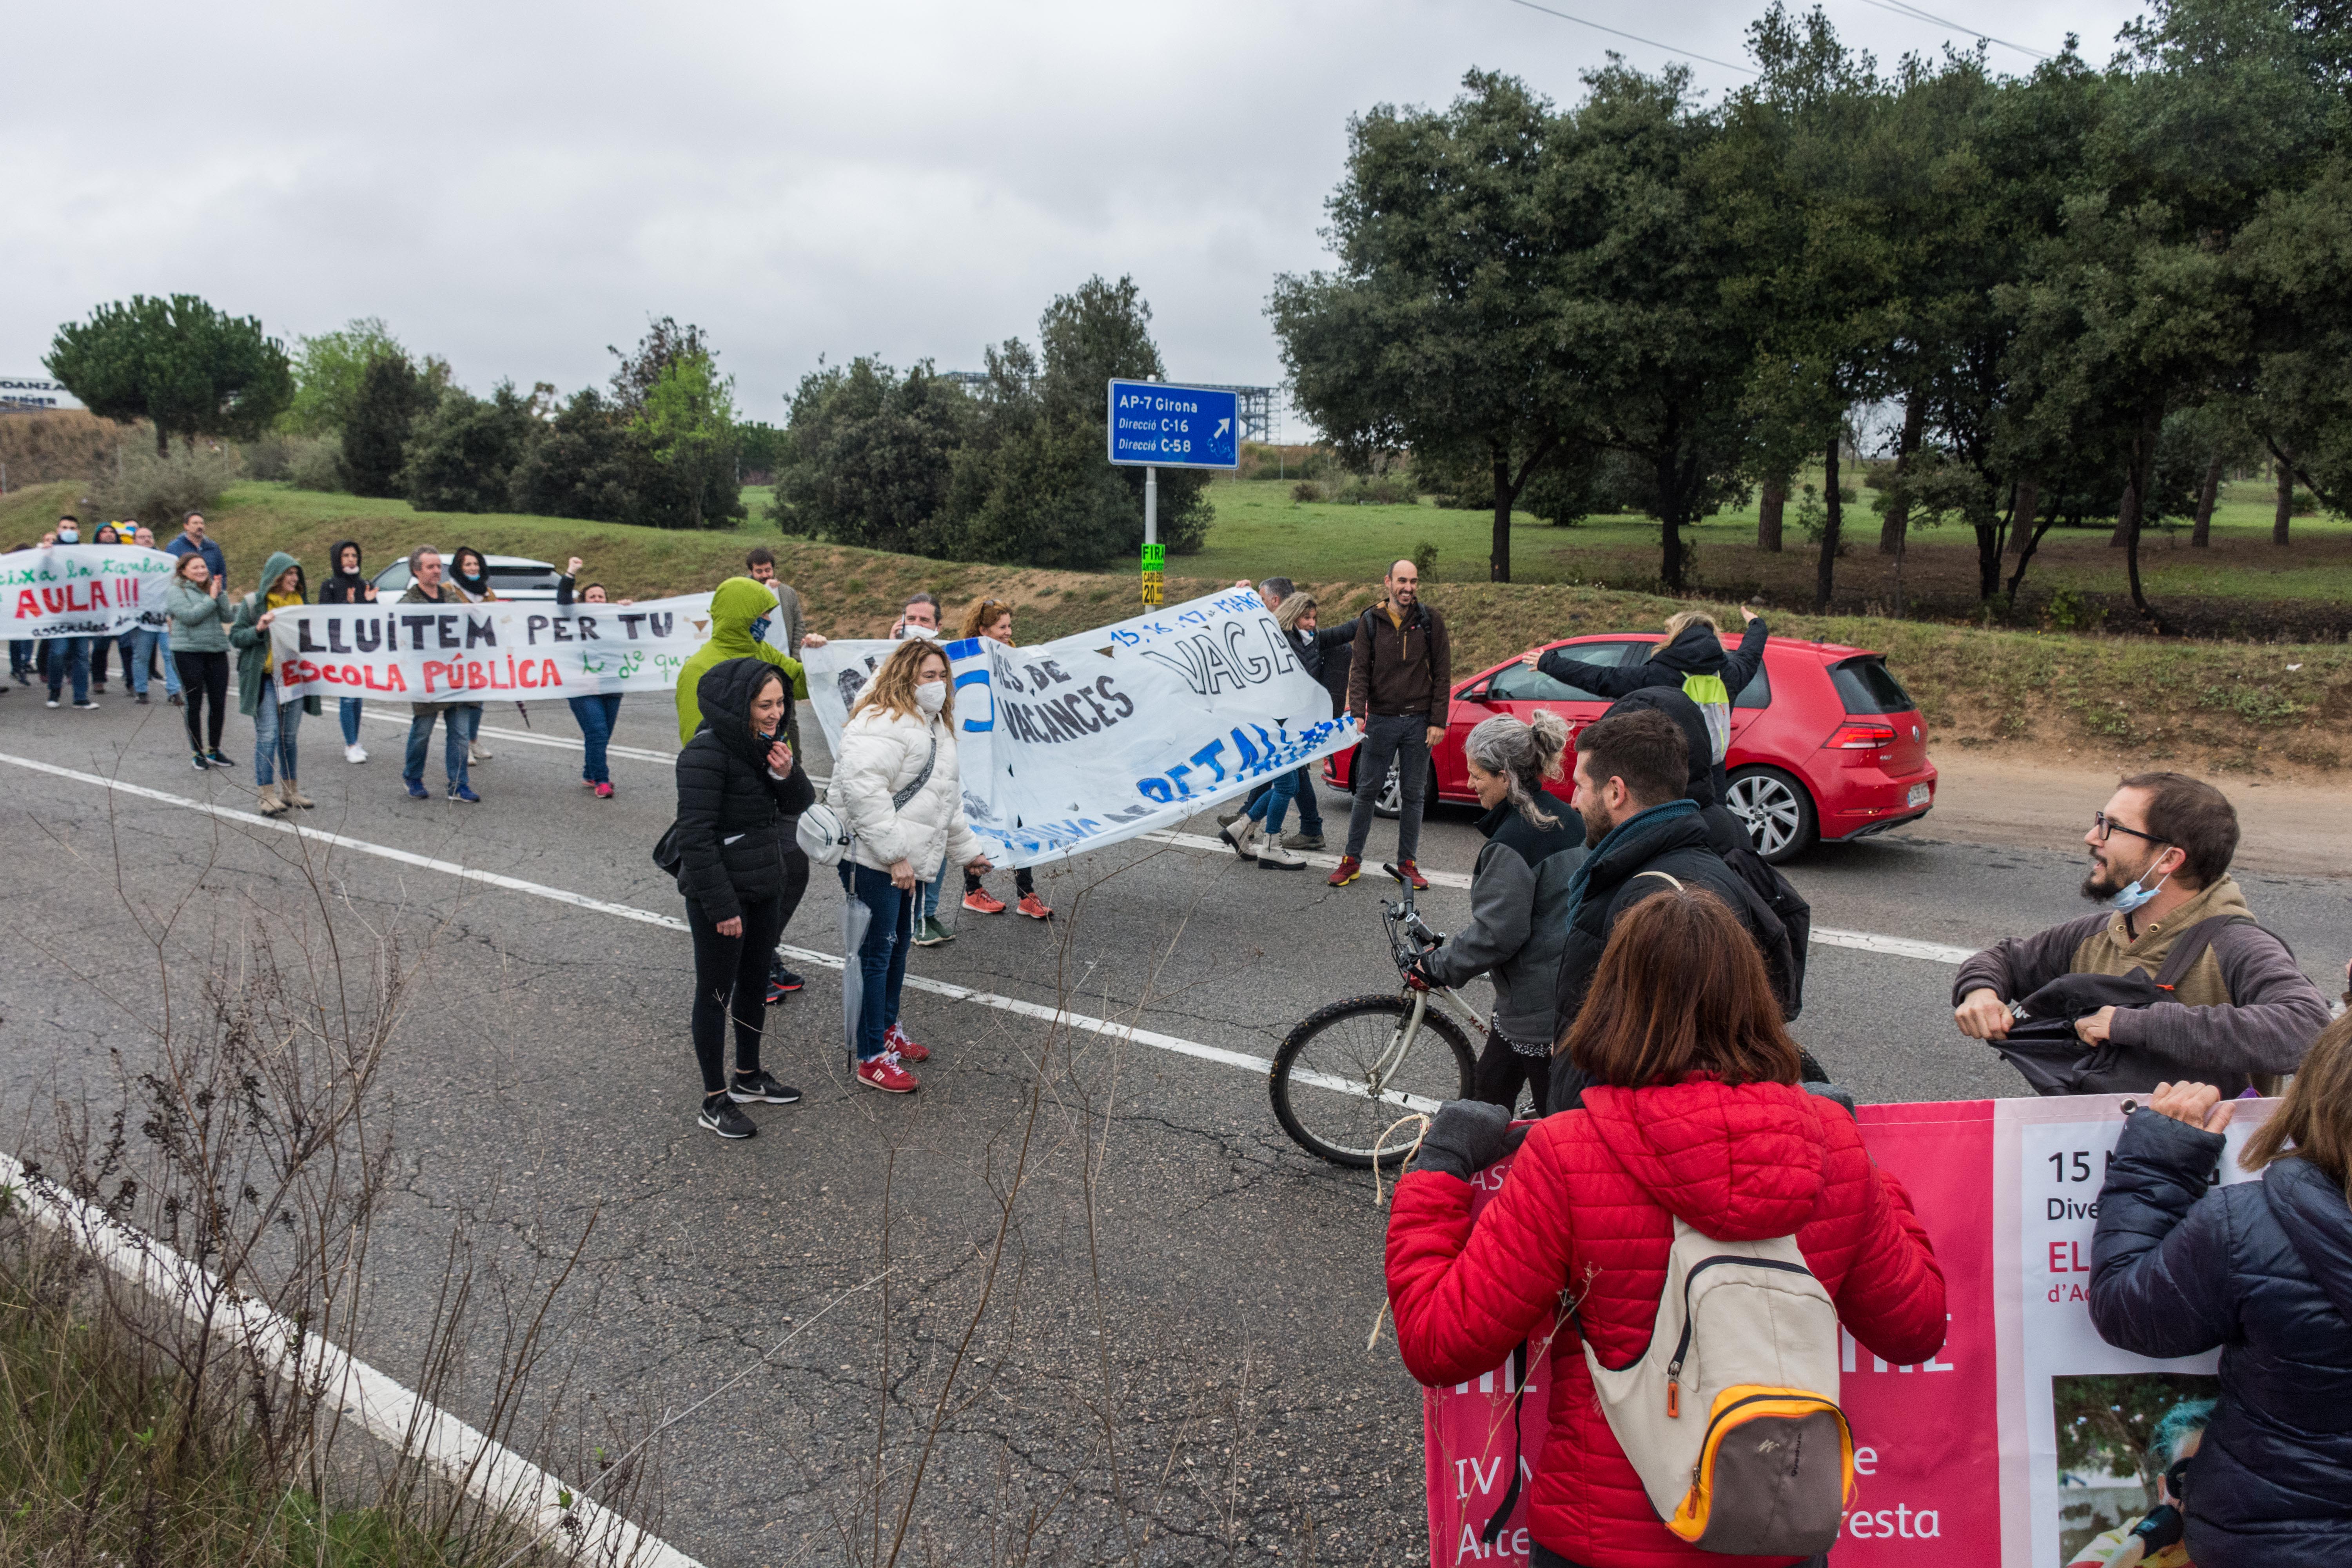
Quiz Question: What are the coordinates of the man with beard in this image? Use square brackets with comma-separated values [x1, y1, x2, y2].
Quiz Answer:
[1543, 709, 1797, 1112]
[1954, 773, 2329, 1096]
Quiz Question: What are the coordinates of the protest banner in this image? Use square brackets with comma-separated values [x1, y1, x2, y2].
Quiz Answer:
[1421, 1093, 2275, 1568]
[0, 545, 175, 637]
[800, 588, 1359, 871]
[265, 590, 787, 705]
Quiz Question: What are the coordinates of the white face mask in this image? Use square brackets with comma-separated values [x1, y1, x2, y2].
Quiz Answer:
[56, 528, 78, 544]
[914, 681, 947, 717]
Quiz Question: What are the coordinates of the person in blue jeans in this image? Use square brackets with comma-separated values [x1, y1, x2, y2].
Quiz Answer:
[557, 559, 628, 798]
[317, 540, 376, 760]
[396, 548, 483, 802]
[229, 551, 320, 815]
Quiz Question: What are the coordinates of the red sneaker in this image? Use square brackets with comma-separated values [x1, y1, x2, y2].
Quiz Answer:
[1326, 855, 1362, 887]
[884, 1023, 930, 1062]
[593, 781, 614, 799]
[1015, 893, 1053, 920]
[855, 1053, 919, 1093]
[962, 887, 1007, 915]
[1397, 859, 1430, 891]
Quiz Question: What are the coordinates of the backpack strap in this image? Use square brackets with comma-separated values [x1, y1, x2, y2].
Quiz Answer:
[891, 733, 939, 812]
[1479, 1339, 1531, 1547]
[2151, 915, 2254, 993]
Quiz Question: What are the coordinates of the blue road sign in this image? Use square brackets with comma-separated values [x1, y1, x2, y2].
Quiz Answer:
[1106, 380, 1240, 470]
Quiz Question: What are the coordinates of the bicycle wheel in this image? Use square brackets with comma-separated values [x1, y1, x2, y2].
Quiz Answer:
[1270, 994, 1477, 1169]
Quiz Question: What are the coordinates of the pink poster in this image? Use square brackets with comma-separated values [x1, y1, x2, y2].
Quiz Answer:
[1418, 1095, 2279, 1567]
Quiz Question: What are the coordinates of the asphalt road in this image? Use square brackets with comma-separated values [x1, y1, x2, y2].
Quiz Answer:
[2, 690, 2344, 1567]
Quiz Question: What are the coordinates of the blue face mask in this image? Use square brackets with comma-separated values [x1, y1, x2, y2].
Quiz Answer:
[747, 615, 773, 644]
[2108, 866, 2172, 913]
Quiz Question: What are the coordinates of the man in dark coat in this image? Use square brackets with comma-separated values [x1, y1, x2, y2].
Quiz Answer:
[1545, 708, 1796, 1112]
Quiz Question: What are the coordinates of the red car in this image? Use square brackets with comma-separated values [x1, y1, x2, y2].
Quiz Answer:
[1324, 632, 1937, 862]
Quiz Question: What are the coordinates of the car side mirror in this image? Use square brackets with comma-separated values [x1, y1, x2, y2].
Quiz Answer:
[1459, 682, 1491, 704]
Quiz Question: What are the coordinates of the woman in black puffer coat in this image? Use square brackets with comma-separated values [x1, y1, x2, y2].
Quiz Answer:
[2089, 1014, 2352, 1568]
[670, 657, 815, 1140]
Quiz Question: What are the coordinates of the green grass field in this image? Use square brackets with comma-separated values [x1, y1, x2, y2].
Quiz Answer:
[8, 474, 2344, 773]
[1186, 476, 2352, 612]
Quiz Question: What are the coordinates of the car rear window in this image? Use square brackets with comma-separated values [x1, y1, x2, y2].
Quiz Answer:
[488, 565, 557, 591]
[374, 563, 412, 590]
[1484, 641, 1644, 703]
[1732, 663, 1769, 710]
[1829, 657, 1917, 715]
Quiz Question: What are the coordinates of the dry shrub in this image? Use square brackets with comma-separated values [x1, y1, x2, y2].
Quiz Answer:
[0, 410, 141, 488]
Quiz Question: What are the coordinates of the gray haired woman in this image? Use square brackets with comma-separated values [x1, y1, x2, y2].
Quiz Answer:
[1409, 711, 1584, 1114]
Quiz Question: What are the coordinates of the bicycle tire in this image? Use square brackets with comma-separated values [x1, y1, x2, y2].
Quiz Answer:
[1269, 993, 1477, 1169]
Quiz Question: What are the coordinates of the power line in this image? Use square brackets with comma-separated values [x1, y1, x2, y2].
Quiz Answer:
[1497, 0, 1759, 76]
[1853, 0, 2054, 61]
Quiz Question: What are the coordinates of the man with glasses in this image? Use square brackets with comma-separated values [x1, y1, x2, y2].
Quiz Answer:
[1952, 772, 2329, 1095]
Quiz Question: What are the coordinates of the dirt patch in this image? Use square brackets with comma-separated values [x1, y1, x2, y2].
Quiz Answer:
[1918, 751, 2352, 879]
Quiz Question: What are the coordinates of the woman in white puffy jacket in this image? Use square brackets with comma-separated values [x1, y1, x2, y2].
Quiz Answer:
[833, 638, 992, 1092]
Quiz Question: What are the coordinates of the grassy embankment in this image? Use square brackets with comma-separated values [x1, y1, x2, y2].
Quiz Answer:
[8, 478, 2346, 773]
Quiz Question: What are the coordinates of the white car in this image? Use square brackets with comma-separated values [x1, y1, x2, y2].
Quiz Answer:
[370, 551, 562, 602]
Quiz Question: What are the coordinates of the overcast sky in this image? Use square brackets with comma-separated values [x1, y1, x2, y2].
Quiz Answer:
[7, 0, 2143, 429]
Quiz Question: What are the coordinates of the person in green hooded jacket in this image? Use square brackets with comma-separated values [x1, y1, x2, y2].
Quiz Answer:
[228, 550, 322, 816]
[677, 576, 812, 1001]
[676, 577, 807, 748]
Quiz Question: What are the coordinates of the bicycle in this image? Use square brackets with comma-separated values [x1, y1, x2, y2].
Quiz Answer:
[1268, 862, 1480, 1168]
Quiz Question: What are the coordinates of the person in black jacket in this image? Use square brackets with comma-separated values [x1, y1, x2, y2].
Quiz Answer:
[1222, 592, 1355, 866]
[2089, 1024, 2352, 1568]
[1519, 606, 1767, 775]
[1545, 709, 1797, 1112]
[670, 658, 815, 1139]
[318, 540, 376, 763]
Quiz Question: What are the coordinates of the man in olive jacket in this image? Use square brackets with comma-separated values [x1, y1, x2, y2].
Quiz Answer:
[1332, 558, 1452, 890]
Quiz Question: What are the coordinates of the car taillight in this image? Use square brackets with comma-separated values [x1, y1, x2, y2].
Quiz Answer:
[1826, 721, 1898, 750]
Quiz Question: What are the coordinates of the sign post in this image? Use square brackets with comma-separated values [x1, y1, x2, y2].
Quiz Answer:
[1107, 377, 1240, 606]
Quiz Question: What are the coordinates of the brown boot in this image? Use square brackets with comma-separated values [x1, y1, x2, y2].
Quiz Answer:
[281, 777, 315, 809]
[256, 783, 289, 817]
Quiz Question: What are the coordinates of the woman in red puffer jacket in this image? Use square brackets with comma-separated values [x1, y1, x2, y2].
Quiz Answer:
[1387, 886, 1947, 1568]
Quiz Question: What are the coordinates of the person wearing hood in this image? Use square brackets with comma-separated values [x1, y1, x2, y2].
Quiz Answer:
[2089, 1020, 2352, 1568]
[447, 546, 499, 765]
[675, 577, 808, 748]
[678, 576, 813, 1000]
[667, 658, 814, 1139]
[229, 551, 322, 817]
[1520, 606, 1768, 772]
[1385, 885, 1947, 1568]
[398, 548, 484, 803]
[318, 539, 377, 764]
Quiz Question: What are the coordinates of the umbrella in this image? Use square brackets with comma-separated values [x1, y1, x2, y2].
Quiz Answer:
[840, 893, 873, 1073]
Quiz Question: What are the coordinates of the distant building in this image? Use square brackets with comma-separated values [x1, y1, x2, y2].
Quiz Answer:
[0, 376, 82, 413]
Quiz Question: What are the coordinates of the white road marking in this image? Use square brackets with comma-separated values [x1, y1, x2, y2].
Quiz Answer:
[1809, 926, 1977, 966]
[0, 1145, 703, 1568]
[361, 708, 676, 766]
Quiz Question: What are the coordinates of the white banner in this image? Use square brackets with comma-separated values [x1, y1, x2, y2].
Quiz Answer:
[802, 588, 1359, 870]
[266, 591, 789, 705]
[2, 546, 175, 637]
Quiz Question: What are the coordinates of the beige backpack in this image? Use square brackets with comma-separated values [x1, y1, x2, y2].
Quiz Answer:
[1584, 1216, 1854, 1555]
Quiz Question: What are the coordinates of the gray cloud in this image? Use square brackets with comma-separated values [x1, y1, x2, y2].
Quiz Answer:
[4, 0, 2138, 427]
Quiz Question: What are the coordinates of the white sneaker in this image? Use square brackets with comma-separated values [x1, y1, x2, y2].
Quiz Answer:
[345, 744, 368, 764]
[469, 741, 491, 763]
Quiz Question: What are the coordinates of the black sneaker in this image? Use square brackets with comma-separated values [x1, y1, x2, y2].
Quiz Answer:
[764, 964, 805, 1003]
[191, 752, 210, 771]
[729, 1070, 802, 1105]
[697, 1096, 757, 1138]
[205, 750, 235, 768]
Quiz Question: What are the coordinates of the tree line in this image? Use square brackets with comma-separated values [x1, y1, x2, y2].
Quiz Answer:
[46, 305, 755, 531]
[769, 274, 1212, 568]
[1274, 0, 2352, 619]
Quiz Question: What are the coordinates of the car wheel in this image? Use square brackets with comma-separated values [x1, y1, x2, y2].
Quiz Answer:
[1373, 758, 1403, 819]
[1726, 766, 1817, 864]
